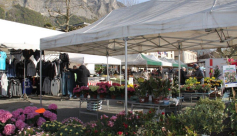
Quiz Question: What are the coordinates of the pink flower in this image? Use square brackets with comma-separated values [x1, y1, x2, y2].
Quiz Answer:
[11, 118, 16, 122]
[0, 110, 13, 123]
[90, 123, 97, 128]
[12, 108, 23, 119]
[3, 124, 15, 135]
[27, 112, 39, 119]
[37, 117, 46, 126]
[107, 121, 114, 127]
[43, 111, 57, 121]
[23, 106, 37, 114]
[17, 114, 25, 122]
[100, 114, 108, 119]
[61, 117, 83, 125]
[110, 116, 117, 121]
[48, 104, 58, 110]
[15, 120, 26, 130]
[117, 111, 125, 116]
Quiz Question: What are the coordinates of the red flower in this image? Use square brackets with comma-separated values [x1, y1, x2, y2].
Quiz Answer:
[162, 112, 165, 115]
[149, 110, 152, 114]
[117, 131, 123, 135]
[168, 88, 171, 91]
[94, 130, 98, 133]
[133, 132, 136, 134]
[123, 123, 128, 128]
[126, 132, 128, 135]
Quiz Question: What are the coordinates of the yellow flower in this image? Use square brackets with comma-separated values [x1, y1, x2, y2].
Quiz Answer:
[189, 77, 193, 79]
[127, 84, 134, 88]
[212, 77, 215, 80]
[196, 82, 200, 84]
[204, 79, 207, 81]
[194, 77, 196, 79]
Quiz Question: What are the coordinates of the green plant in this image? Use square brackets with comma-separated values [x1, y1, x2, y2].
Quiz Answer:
[178, 98, 227, 135]
[213, 65, 221, 80]
[41, 121, 63, 134]
[55, 124, 84, 136]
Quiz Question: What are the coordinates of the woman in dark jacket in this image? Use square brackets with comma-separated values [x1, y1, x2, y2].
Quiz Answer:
[180, 67, 188, 85]
[69, 65, 90, 86]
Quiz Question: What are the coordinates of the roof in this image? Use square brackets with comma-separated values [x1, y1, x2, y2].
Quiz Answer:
[40, 0, 237, 56]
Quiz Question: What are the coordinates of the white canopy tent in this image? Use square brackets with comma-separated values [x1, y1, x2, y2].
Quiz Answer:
[0, 19, 63, 50]
[113, 53, 172, 67]
[40, 0, 237, 114]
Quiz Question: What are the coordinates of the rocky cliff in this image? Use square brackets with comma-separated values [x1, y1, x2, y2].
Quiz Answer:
[0, 0, 124, 19]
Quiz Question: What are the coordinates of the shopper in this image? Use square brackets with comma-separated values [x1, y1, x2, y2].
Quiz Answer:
[192, 64, 204, 84]
[157, 67, 163, 78]
[68, 64, 90, 87]
[180, 67, 188, 85]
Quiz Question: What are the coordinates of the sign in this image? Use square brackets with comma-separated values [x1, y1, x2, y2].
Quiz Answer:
[129, 77, 133, 85]
[223, 65, 237, 87]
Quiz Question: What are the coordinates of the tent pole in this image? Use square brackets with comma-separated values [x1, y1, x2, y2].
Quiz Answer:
[178, 49, 181, 98]
[120, 63, 121, 85]
[40, 50, 42, 107]
[107, 54, 109, 81]
[124, 37, 128, 115]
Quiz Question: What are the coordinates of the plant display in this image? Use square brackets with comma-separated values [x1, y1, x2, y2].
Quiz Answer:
[185, 77, 197, 85]
[178, 98, 227, 135]
[127, 84, 135, 96]
[73, 87, 81, 96]
[213, 65, 221, 79]
[96, 82, 111, 94]
[0, 104, 57, 135]
[109, 86, 116, 95]
[89, 85, 99, 95]
[80, 86, 90, 96]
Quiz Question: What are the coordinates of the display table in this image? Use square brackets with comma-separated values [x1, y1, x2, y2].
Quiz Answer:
[181, 92, 212, 103]
[128, 100, 179, 114]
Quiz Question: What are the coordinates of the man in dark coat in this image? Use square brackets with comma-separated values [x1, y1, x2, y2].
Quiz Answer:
[180, 67, 187, 85]
[69, 64, 90, 87]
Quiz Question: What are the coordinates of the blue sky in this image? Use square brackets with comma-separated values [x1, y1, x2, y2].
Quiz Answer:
[139, 0, 149, 3]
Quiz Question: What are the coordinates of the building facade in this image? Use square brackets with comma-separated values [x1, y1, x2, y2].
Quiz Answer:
[144, 51, 175, 59]
[174, 50, 197, 63]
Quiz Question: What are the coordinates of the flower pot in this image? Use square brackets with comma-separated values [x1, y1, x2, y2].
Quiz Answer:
[91, 94, 97, 99]
[153, 98, 160, 104]
[139, 97, 145, 103]
[75, 94, 80, 97]
[163, 99, 169, 104]
[83, 94, 88, 98]
[121, 94, 125, 98]
[99, 94, 105, 99]
[128, 94, 132, 99]
[145, 96, 149, 102]
[111, 95, 116, 99]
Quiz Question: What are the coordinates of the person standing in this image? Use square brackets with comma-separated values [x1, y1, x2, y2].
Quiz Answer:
[192, 64, 204, 84]
[180, 67, 188, 85]
[69, 64, 90, 87]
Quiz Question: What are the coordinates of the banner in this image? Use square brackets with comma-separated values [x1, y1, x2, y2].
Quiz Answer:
[223, 65, 237, 87]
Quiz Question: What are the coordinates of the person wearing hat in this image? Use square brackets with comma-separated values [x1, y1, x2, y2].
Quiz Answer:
[192, 63, 204, 84]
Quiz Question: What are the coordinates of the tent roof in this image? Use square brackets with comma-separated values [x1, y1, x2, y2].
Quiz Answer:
[40, 0, 237, 56]
[0, 19, 63, 50]
[145, 55, 172, 67]
[113, 53, 164, 66]
[46, 53, 121, 65]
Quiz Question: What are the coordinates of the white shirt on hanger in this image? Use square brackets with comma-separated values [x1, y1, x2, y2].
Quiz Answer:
[1, 73, 8, 96]
[51, 79, 60, 96]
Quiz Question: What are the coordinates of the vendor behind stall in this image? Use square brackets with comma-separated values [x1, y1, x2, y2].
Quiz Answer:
[68, 64, 90, 87]
[191, 64, 204, 84]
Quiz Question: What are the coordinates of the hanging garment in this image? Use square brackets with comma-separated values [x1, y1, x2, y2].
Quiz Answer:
[34, 50, 44, 61]
[0, 51, 7, 70]
[43, 77, 51, 94]
[27, 60, 36, 76]
[61, 71, 75, 97]
[22, 49, 34, 60]
[10, 49, 22, 61]
[6, 60, 16, 77]
[51, 78, 60, 96]
[16, 61, 24, 78]
[9, 79, 22, 97]
[22, 78, 32, 95]
[1, 73, 8, 96]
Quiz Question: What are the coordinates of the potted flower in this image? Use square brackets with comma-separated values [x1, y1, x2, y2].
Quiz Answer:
[135, 88, 147, 103]
[152, 88, 162, 104]
[80, 86, 89, 98]
[96, 82, 111, 98]
[73, 86, 81, 97]
[195, 84, 203, 93]
[109, 86, 116, 99]
[119, 85, 125, 98]
[89, 85, 99, 99]
[127, 86, 135, 99]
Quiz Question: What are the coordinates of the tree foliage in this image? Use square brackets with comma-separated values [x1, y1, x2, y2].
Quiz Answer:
[0, 7, 5, 19]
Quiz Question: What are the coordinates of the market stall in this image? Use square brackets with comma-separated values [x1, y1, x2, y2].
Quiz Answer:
[0, 19, 63, 98]
[40, 0, 237, 113]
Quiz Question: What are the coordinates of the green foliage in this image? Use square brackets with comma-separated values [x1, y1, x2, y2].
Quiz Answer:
[0, 7, 5, 19]
[41, 121, 63, 134]
[227, 99, 237, 133]
[178, 98, 227, 135]
[5, 5, 52, 27]
[55, 124, 84, 136]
